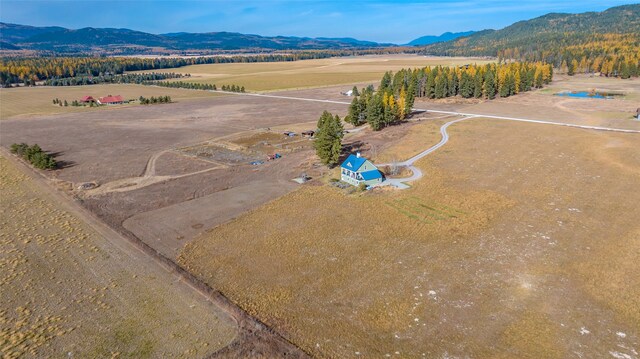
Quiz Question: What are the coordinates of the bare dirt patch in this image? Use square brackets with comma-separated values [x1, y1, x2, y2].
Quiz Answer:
[152, 151, 222, 177]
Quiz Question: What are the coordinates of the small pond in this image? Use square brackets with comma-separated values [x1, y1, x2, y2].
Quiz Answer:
[554, 91, 622, 99]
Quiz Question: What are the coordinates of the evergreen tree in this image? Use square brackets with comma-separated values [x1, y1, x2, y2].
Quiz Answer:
[379, 71, 392, 92]
[484, 70, 496, 99]
[366, 93, 385, 131]
[425, 71, 436, 99]
[314, 111, 344, 166]
[345, 95, 363, 126]
[404, 80, 415, 116]
[434, 73, 446, 99]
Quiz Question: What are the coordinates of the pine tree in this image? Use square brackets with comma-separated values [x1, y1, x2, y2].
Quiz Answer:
[367, 93, 385, 131]
[314, 111, 343, 166]
[347, 96, 364, 126]
[484, 70, 496, 99]
[380, 71, 392, 92]
[404, 80, 415, 116]
[434, 73, 446, 99]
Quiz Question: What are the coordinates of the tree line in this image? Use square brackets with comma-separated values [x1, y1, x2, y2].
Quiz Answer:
[151, 80, 244, 92]
[43, 72, 187, 86]
[346, 62, 552, 131]
[10, 143, 57, 170]
[0, 48, 418, 87]
[139, 96, 172, 105]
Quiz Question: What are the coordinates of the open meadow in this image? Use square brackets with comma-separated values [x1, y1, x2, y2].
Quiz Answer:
[134, 55, 493, 92]
[179, 117, 640, 358]
[0, 155, 238, 358]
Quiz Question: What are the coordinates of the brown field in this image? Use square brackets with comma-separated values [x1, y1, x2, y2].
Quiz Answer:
[134, 55, 493, 92]
[179, 117, 640, 358]
[1, 57, 639, 358]
[0, 84, 221, 120]
[0, 155, 237, 358]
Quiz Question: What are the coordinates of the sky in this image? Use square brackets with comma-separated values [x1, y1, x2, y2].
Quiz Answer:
[0, 0, 637, 44]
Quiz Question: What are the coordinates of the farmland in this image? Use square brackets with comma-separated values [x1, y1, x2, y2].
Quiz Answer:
[0, 155, 237, 358]
[134, 55, 493, 92]
[179, 117, 640, 358]
[1, 54, 639, 357]
[0, 84, 221, 120]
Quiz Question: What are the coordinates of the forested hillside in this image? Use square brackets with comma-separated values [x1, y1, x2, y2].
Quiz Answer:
[422, 4, 640, 78]
[0, 22, 391, 53]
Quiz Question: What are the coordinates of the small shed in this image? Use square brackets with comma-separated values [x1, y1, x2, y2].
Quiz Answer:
[340, 153, 383, 187]
[80, 95, 95, 103]
[302, 130, 315, 138]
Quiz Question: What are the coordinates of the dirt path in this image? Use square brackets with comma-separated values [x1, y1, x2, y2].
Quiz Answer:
[87, 150, 228, 195]
[0, 147, 309, 358]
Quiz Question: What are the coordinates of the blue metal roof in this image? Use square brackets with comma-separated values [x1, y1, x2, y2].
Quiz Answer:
[341, 154, 367, 171]
[360, 170, 382, 180]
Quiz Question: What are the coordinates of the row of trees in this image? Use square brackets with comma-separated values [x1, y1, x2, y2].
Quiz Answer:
[42, 72, 187, 86]
[53, 98, 98, 107]
[220, 84, 245, 92]
[10, 143, 57, 170]
[151, 80, 244, 92]
[314, 111, 344, 166]
[0, 48, 418, 87]
[139, 96, 172, 105]
[345, 62, 552, 131]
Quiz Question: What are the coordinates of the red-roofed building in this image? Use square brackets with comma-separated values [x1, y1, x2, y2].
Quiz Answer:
[97, 95, 124, 105]
[80, 96, 95, 103]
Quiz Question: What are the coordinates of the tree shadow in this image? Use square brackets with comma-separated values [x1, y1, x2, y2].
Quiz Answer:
[48, 151, 76, 169]
[340, 140, 367, 161]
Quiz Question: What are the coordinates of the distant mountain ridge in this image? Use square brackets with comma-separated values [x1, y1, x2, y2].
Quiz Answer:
[406, 31, 475, 46]
[0, 22, 391, 52]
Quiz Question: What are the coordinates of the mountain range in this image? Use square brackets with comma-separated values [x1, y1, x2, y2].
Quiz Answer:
[0, 23, 395, 52]
[2, 4, 638, 56]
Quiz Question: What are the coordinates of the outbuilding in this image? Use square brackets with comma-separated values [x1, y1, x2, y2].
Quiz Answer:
[636, 108, 640, 120]
[340, 153, 383, 187]
[80, 95, 95, 103]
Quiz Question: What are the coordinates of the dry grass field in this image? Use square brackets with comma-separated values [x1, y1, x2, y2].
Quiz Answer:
[2, 57, 639, 358]
[179, 117, 640, 358]
[0, 155, 237, 358]
[134, 55, 492, 92]
[0, 84, 221, 120]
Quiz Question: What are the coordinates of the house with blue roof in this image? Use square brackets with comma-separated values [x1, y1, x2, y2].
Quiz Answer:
[340, 153, 383, 187]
